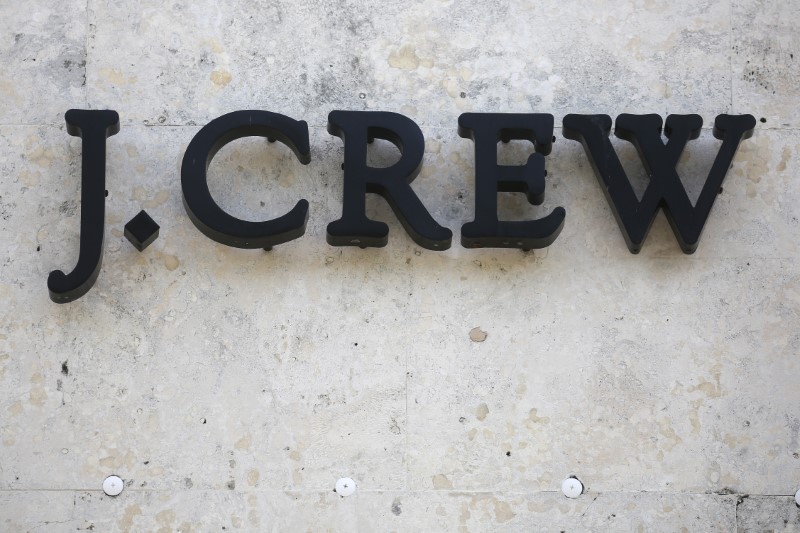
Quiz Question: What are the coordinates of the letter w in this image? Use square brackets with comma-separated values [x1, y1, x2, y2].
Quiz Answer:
[563, 113, 755, 253]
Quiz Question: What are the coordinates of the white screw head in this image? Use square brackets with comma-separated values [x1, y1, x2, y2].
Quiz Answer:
[795, 488, 800, 506]
[335, 477, 356, 497]
[561, 477, 583, 498]
[102, 475, 124, 497]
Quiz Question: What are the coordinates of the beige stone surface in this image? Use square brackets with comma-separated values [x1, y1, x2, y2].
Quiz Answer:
[1, 0, 799, 531]
[0, 490, 740, 532]
[0, 0, 87, 124]
[736, 496, 800, 532]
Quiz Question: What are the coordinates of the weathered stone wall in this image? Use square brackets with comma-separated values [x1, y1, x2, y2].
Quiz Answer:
[1, 0, 798, 531]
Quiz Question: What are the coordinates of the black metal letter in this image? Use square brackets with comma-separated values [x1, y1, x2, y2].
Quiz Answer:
[181, 110, 311, 249]
[562, 113, 756, 253]
[48, 109, 120, 303]
[458, 113, 565, 250]
[326, 111, 452, 250]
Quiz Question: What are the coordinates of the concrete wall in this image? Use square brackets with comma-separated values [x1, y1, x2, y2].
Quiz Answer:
[1, 0, 799, 531]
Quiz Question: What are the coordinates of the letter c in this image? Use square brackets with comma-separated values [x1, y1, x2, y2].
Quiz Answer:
[181, 110, 311, 249]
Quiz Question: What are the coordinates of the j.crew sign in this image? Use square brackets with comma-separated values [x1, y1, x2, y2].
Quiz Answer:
[47, 108, 756, 303]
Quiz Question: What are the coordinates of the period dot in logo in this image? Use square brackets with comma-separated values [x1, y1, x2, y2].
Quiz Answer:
[335, 477, 356, 497]
[124, 210, 160, 251]
[561, 477, 583, 498]
[103, 475, 124, 496]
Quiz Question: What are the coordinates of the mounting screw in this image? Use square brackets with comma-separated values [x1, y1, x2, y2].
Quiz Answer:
[561, 476, 583, 498]
[334, 477, 356, 497]
[795, 487, 800, 506]
[103, 475, 124, 497]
